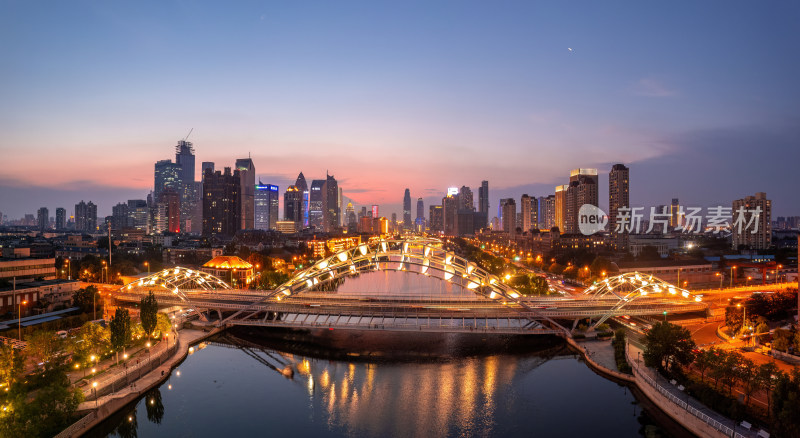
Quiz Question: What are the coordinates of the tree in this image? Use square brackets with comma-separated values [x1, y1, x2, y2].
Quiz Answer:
[26, 330, 65, 372]
[110, 308, 131, 363]
[140, 291, 158, 338]
[757, 361, 779, 412]
[773, 328, 793, 352]
[771, 369, 800, 438]
[643, 321, 696, 372]
[155, 313, 171, 339]
[0, 344, 24, 388]
[72, 285, 100, 315]
[738, 358, 759, 405]
[693, 349, 714, 382]
[72, 321, 110, 360]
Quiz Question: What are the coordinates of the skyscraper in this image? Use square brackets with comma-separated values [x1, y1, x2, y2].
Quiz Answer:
[154, 159, 182, 203]
[502, 199, 517, 237]
[175, 140, 197, 232]
[554, 185, 567, 233]
[75, 201, 97, 233]
[202, 167, 241, 238]
[157, 189, 181, 233]
[732, 192, 771, 250]
[283, 186, 303, 224]
[403, 189, 412, 230]
[127, 200, 149, 232]
[564, 168, 599, 234]
[309, 179, 325, 229]
[609, 164, 630, 250]
[478, 181, 489, 215]
[294, 172, 309, 227]
[442, 192, 458, 235]
[539, 195, 555, 229]
[55, 208, 66, 230]
[520, 195, 531, 232]
[415, 198, 425, 231]
[429, 205, 443, 232]
[322, 174, 339, 232]
[255, 182, 279, 230]
[112, 202, 129, 230]
[235, 158, 255, 230]
[345, 202, 356, 227]
[669, 198, 681, 229]
[37, 207, 48, 231]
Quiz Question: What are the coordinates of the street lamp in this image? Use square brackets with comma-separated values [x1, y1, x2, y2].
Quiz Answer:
[716, 272, 723, 289]
[144, 261, 150, 275]
[730, 266, 736, 288]
[92, 381, 98, 408]
[17, 300, 27, 340]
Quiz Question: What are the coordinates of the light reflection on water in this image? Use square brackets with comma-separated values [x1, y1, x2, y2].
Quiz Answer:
[88, 334, 676, 438]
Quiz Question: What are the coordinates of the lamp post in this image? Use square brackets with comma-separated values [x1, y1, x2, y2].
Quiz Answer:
[144, 261, 149, 275]
[92, 381, 98, 408]
[18, 300, 27, 340]
[730, 266, 736, 288]
[716, 272, 723, 289]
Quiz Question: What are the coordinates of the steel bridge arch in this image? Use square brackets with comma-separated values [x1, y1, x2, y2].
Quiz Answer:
[583, 272, 705, 329]
[119, 266, 233, 320]
[227, 237, 567, 334]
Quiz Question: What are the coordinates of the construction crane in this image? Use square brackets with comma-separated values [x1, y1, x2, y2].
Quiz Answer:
[183, 128, 194, 142]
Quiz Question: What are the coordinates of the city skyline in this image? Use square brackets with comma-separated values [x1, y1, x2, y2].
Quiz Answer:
[2, 1, 799, 218]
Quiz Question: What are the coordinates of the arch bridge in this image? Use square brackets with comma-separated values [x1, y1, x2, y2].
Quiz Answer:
[113, 239, 707, 336]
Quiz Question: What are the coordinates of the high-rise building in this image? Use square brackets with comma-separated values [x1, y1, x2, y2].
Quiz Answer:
[458, 186, 474, 212]
[554, 185, 567, 233]
[609, 164, 630, 250]
[154, 159, 182, 203]
[127, 200, 149, 232]
[540, 195, 555, 229]
[345, 202, 356, 227]
[294, 172, 309, 227]
[202, 167, 241, 238]
[563, 168, 599, 234]
[403, 189, 412, 229]
[478, 181, 489, 215]
[520, 195, 531, 232]
[55, 208, 66, 230]
[255, 183, 279, 230]
[309, 179, 325, 229]
[322, 174, 339, 232]
[112, 202, 129, 230]
[235, 158, 255, 230]
[338, 187, 344, 226]
[37, 207, 48, 231]
[669, 198, 681, 229]
[157, 189, 181, 233]
[429, 205, 443, 232]
[732, 192, 771, 250]
[75, 201, 97, 233]
[175, 140, 197, 232]
[442, 193, 458, 235]
[502, 199, 517, 237]
[201, 162, 215, 178]
[283, 186, 304, 224]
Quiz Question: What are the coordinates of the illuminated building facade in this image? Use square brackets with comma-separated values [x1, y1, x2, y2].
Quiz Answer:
[309, 179, 325, 229]
[255, 182, 279, 230]
[609, 164, 630, 250]
[732, 192, 772, 250]
[235, 158, 255, 230]
[429, 205, 443, 232]
[403, 188, 412, 229]
[202, 167, 241, 238]
[75, 200, 97, 233]
[55, 207, 66, 230]
[201, 255, 253, 288]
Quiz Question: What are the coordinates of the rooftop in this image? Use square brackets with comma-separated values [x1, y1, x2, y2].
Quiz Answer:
[202, 255, 253, 270]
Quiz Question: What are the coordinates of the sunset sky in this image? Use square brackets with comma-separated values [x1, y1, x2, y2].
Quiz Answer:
[1, 1, 798, 219]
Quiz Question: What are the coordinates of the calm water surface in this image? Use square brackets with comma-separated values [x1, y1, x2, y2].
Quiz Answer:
[88, 333, 681, 438]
